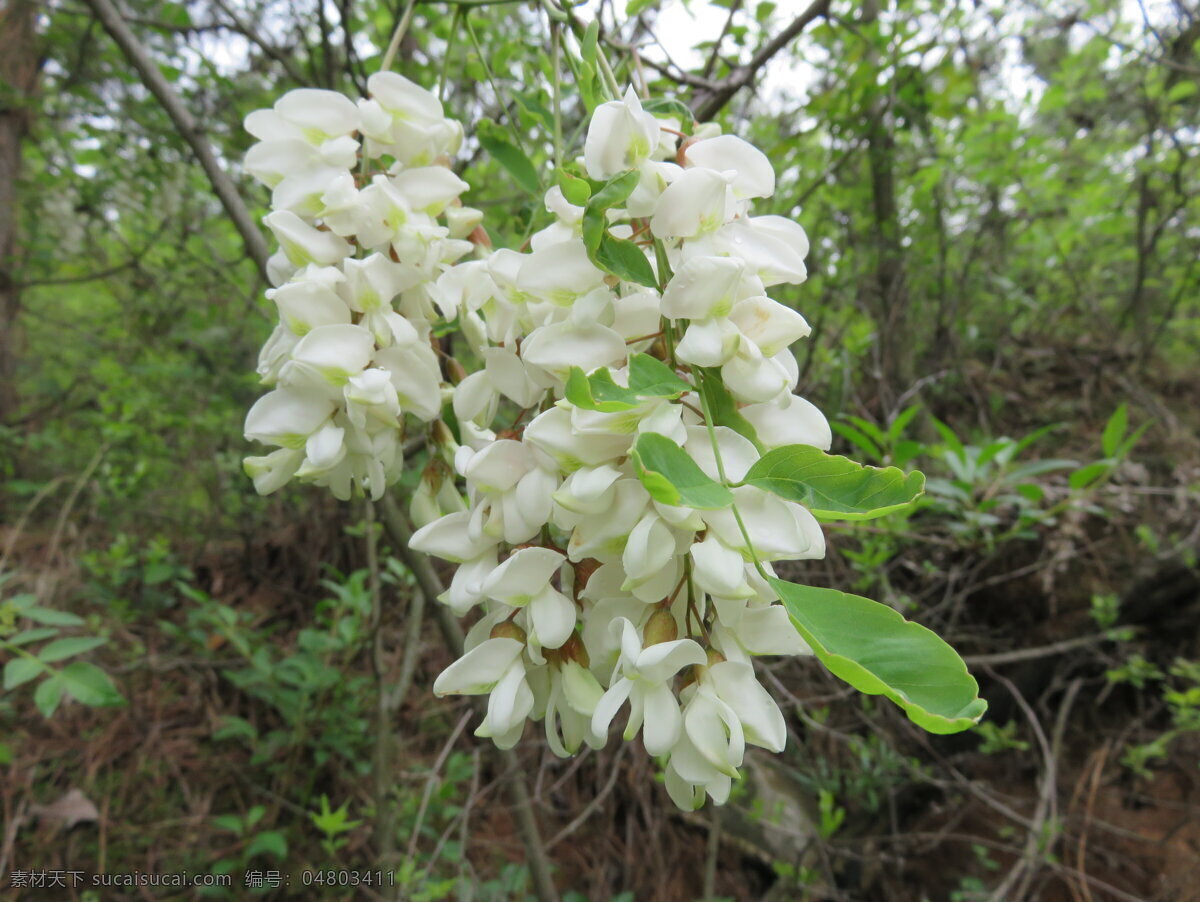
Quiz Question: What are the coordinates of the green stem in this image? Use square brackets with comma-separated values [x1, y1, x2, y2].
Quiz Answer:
[464, 13, 534, 158]
[380, 0, 417, 73]
[696, 371, 770, 581]
[439, 8, 464, 102]
[551, 21, 563, 171]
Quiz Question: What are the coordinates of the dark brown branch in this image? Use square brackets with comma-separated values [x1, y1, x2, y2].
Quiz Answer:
[210, 0, 307, 85]
[80, 0, 269, 280]
[691, 0, 831, 121]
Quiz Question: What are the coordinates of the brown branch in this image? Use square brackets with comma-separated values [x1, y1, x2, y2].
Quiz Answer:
[210, 0, 307, 85]
[691, 0, 831, 121]
[80, 0, 269, 280]
[378, 497, 559, 902]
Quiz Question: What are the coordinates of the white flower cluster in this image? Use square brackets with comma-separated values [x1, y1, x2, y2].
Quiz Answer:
[412, 88, 835, 809]
[242, 75, 481, 500]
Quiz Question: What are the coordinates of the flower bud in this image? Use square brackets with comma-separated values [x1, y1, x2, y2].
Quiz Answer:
[490, 621, 528, 643]
[643, 608, 678, 646]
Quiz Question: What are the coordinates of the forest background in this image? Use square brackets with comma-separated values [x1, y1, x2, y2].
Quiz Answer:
[1, 0, 1198, 900]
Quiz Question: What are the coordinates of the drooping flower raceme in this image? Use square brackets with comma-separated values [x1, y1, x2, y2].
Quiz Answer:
[243, 75, 479, 500]
[410, 87, 834, 810]
[243, 78, 836, 810]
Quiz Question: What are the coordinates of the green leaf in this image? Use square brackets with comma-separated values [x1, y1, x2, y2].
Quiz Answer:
[476, 121, 540, 194]
[213, 715, 258, 743]
[696, 367, 763, 452]
[38, 636, 107, 663]
[557, 170, 591, 206]
[595, 234, 657, 287]
[21, 607, 85, 626]
[6, 628, 59, 646]
[772, 579, 987, 734]
[641, 97, 695, 130]
[4, 657, 45, 690]
[246, 831, 288, 860]
[566, 353, 691, 412]
[629, 433, 733, 510]
[629, 353, 688, 392]
[580, 19, 600, 69]
[929, 417, 966, 460]
[741, 445, 925, 520]
[578, 169, 643, 274]
[1069, 461, 1113, 490]
[1168, 81, 1198, 102]
[60, 661, 124, 707]
[1101, 404, 1127, 458]
[626, 0, 658, 17]
[213, 814, 245, 835]
[34, 675, 64, 718]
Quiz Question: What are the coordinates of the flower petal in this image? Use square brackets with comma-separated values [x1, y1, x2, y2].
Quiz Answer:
[641, 681, 684, 756]
[433, 638, 523, 696]
[528, 585, 576, 649]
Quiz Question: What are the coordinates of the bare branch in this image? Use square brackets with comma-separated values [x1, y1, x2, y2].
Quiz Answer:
[210, 0, 307, 85]
[80, 0, 269, 280]
[692, 0, 831, 121]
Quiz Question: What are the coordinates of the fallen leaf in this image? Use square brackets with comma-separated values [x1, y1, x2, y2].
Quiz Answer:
[29, 788, 100, 829]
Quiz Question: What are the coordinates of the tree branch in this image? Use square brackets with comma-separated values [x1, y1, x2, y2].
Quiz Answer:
[81, 0, 269, 281]
[691, 0, 831, 121]
[379, 497, 559, 902]
[210, 0, 307, 85]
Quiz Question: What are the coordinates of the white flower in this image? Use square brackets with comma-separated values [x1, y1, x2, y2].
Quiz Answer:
[264, 210, 352, 267]
[482, 547, 575, 648]
[245, 88, 361, 148]
[683, 134, 775, 200]
[704, 486, 826, 562]
[650, 168, 731, 238]
[592, 616, 706, 756]
[268, 266, 351, 336]
[434, 634, 533, 750]
[583, 87, 661, 180]
[244, 387, 336, 451]
[740, 393, 832, 451]
[544, 658, 606, 756]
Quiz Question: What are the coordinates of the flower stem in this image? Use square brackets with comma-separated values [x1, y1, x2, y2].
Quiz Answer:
[380, 0, 417, 73]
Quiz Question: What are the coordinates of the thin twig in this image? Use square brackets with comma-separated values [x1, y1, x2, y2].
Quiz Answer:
[80, 0, 269, 279]
[692, 0, 831, 121]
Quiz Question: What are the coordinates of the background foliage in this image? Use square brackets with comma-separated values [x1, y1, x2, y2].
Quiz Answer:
[1, 0, 1198, 899]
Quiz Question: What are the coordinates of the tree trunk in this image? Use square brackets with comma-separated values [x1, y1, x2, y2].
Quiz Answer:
[0, 0, 39, 431]
[861, 0, 913, 410]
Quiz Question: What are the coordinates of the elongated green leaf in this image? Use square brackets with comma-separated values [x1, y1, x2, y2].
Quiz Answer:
[34, 675, 64, 718]
[641, 97, 695, 130]
[595, 234, 657, 287]
[21, 607, 84, 626]
[628, 353, 689, 393]
[626, 0, 658, 16]
[630, 433, 733, 510]
[557, 170, 591, 206]
[582, 170, 640, 252]
[4, 657, 45, 690]
[566, 353, 691, 412]
[772, 579, 986, 734]
[60, 661, 124, 707]
[742, 445, 925, 520]
[1101, 404, 1128, 458]
[6, 628, 59, 646]
[38, 636, 107, 663]
[476, 121, 540, 194]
